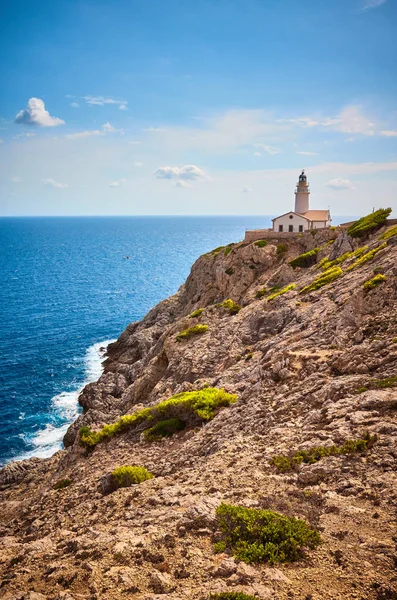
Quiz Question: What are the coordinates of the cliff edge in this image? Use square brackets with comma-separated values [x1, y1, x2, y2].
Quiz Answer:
[1, 214, 396, 600]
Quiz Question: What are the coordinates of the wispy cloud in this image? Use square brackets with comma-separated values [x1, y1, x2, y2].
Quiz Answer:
[296, 150, 317, 156]
[70, 101, 80, 108]
[102, 122, 124, 134]
[241, 186, 253, 193]
[362, 0, 388, 10]
[326, 178, 354, 190]
[15, 98, 65, 127]
[380, 130, 397, 137]
[280, 105, 375, 136]
[109, 178, 126, 188]
[154, 164, 207, 186]
[42, 178, 68, 189]
[254, 143, 280, 155]
[12, 176, 21, 183]
[65, 130, 101, 139]
[13, 132, 36, 139]
[83, 96, 127, 110]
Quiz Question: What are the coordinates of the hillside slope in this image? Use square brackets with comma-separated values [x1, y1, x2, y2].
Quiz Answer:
[1, 219, 397, 600]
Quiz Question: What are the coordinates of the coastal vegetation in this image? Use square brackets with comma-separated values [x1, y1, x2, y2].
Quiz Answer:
[362, 274, 386, 291]
[289, 247, 320, 268]
[317, 246, 367, 271]
[346, 242, 387, 271]
[225, 267, 234, 275]
[53, 478, 72, 490]
[271, 434, 376, 473]
[111, 466, 153, 488]
[379, 225, 397, 240]
[356, 376, 397, 393]
[289, 247, 320, 269]
[144, 417, 185, 441]
[254, 239, 267, 248]
[189, 308, 204, 318]
[276, 243, 288, 257]
[267, 283, 295, 302]
[299, 266, 342, 294]
[79, 388, 237, 449]
[215, 503, 321, 564]
[347, 208, 391, 238]
[177, 324, 209, 341]
[224, 244, 234, 256]
[255, 287, 267, 299]
[221, 298, 241, 314]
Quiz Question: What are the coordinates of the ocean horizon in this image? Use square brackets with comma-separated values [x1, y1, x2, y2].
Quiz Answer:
[0, 215, 357, 466]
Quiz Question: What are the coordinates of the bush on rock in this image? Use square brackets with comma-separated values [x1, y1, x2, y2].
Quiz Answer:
[215, 502, 321, 564]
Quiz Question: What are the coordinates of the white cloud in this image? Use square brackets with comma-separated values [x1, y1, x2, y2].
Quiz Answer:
[254, 143, 280, 155]
[325, 178, 355, 190]
[109, 178, 126, 188]
[13, 132, 36, 139]
[174, 180, 189, 188]
[253, 152, 261, 157]
[70, 102, 80, 108]
[15, 98, 65, 127]
[42, 178, 68, 189]
[281, 105, 375, 136]
[296, 150, 317, 156]
[102, 122, 124, 134]
[362, 0, 388, 10]
[0, 138, 3, 144]
[154, 164, 207, 185]
[380, 130, 397, 137]
[83, 96, 127, 110]
[134, 161, 143, 167]
[12, 176, 21, 183]
[241, 186, 253, 193]
[129, 140, 141, 145]
[65, 130, 101, 139]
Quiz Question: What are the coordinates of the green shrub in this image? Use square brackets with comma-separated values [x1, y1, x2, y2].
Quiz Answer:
[356, 376, 397, 393]
[277, 243, 288, 257]
[267, 283, 295, 302]
[255, 288, 267, 299]
[177, 324, 209, 341]
[346, 242, 387, 271]
[271, 434, 376, 473]
[213, 541, 227, 554]
[53, 478, 72, 490]
[319, 247, 368, 271]
[225, 267, 234, 276]
[310, 229, 318, 236]
[111, 466, 153, 488]
[224, 244, 234, 256]
[215, 503, 321, 564]
[245, 353, 253, 361]
[299, 266, 342, 294]
[189, 308, 204, 318]
[254, 239, 267, 248]
[289, 247, 320, 269]
[207, 594, 257, 600]
[80, 388, 237, 449]
[363, 274, 386, 291]
[144, 418, 185, 441]
[393, 338, 397, 343]
[211, 246, 225, 256]
[221, 299, 241, 314]
[347, 208, 392, 238]
[379, 225, 397, 241]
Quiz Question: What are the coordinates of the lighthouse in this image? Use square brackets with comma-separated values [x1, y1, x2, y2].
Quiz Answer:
[294, 169, 310, 214]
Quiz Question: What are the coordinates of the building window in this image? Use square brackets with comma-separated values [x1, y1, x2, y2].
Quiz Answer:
[289, 225, 293, 232]
[279, 225, 283, 232]
[299, 225, 303, 232]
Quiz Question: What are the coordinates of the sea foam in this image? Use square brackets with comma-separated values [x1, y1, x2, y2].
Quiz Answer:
[14, 339, 115, 462]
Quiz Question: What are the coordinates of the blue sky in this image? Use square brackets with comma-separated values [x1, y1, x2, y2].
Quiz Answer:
[0, 0, 396, 216]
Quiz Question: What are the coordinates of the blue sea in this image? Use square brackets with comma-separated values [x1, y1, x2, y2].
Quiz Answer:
[0, 215, 354, 466]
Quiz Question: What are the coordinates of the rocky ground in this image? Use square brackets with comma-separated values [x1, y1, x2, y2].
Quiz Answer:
[1, 223, 396, 600]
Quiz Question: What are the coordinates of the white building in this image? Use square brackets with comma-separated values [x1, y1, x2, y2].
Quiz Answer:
[272, 171, 331, 233]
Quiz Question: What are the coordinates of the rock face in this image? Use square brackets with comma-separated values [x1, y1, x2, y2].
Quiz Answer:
[1, 224, 397, 600]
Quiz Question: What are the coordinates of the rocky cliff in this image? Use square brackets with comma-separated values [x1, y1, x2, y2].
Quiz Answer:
[1, 219, 397, 600]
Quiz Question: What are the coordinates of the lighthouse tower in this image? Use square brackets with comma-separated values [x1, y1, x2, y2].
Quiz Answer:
[294, 169, 310, 214]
